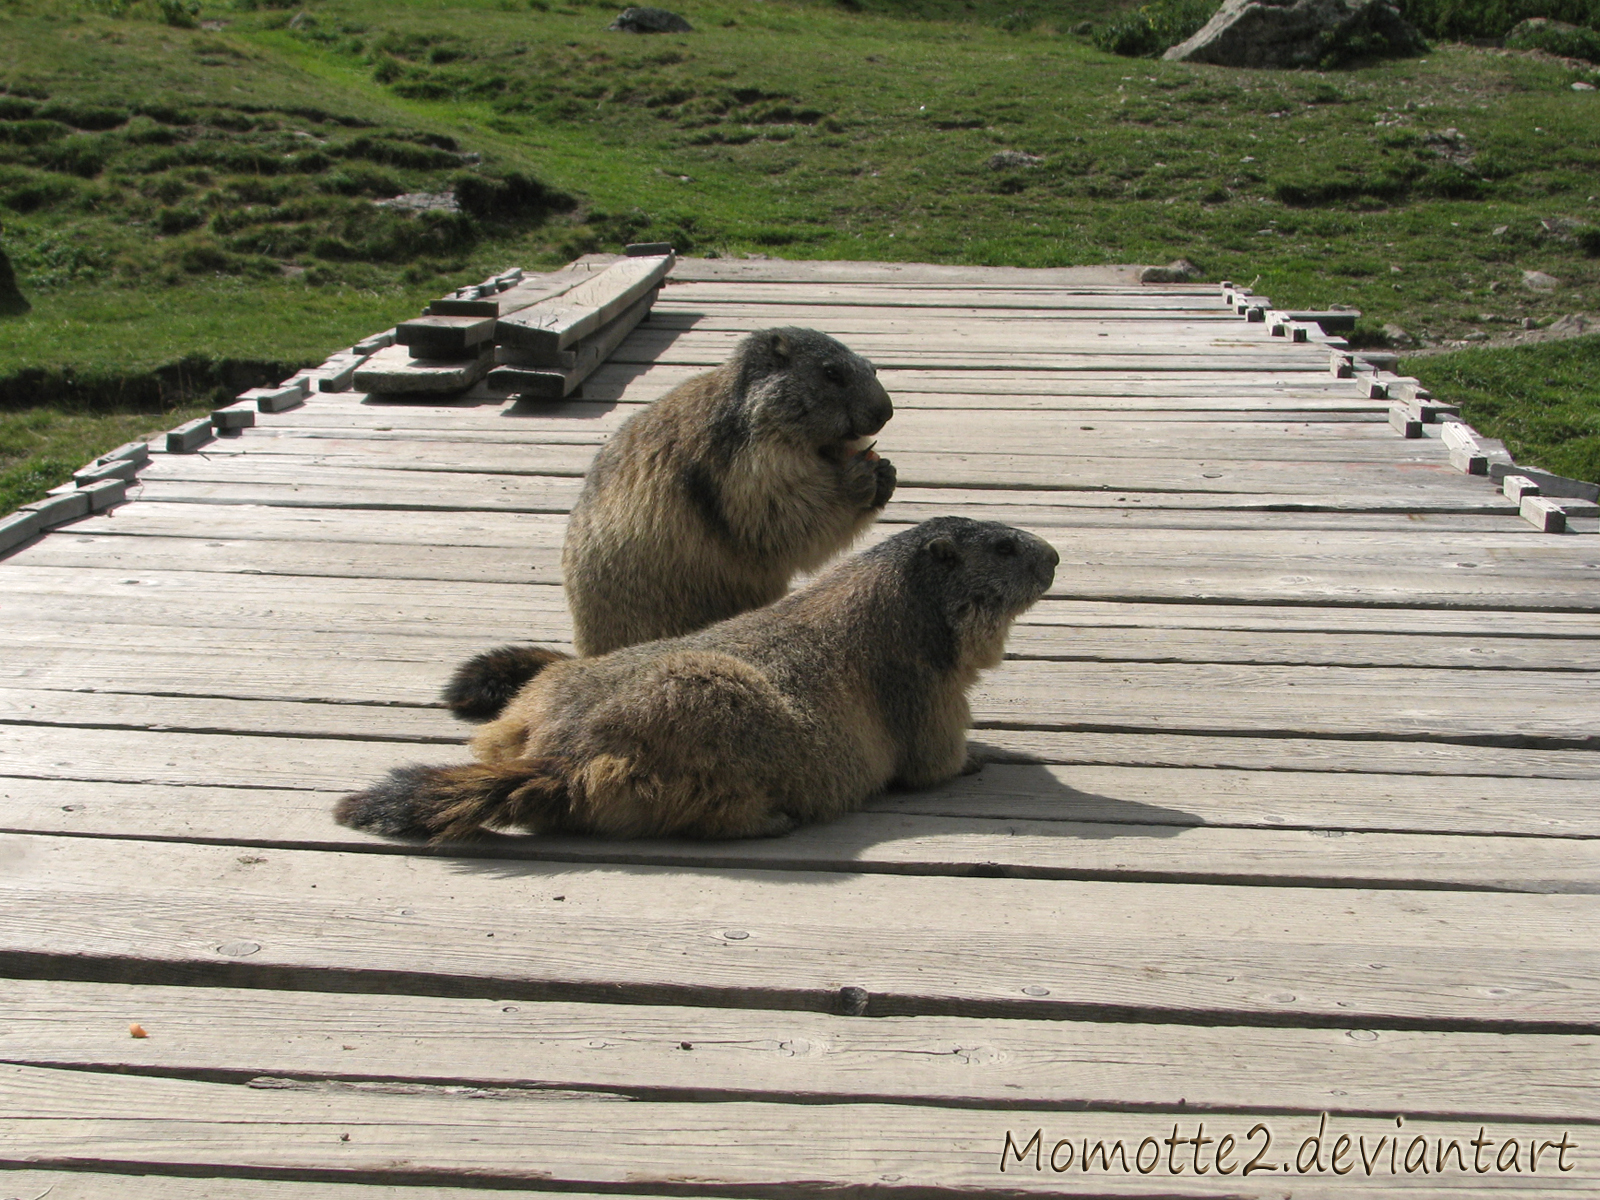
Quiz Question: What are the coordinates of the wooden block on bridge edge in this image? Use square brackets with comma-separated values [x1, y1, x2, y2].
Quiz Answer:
[20, 491, 90, 528]
[1449, 445, 1488, 475]
[1520, 495, 1567, 533]
[0, 510, 41, 554]
[352, 330, 396, 355]
[1502, 475, 1540, 502]
[239, 384, 305, 413]
[99, 440, 151, 466]
[1387, 403, 1422, 438]
[72, 457, 139, 487]
[81, 478, 126, 512]
[211, 404, 257, 431]
[166, 418, 215, 453]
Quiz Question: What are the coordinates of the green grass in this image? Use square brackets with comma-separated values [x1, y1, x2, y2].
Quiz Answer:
[3, 0, 1600, 499]
[1406, 335, 1600, 483]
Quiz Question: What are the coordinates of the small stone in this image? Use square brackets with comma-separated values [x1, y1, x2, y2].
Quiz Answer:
[987, 150, 1043, 170]
[1522, 270, 1560, 292]
[1523, 317, 1538, 329]
[609, 6, 693, 32]
[1462, 331, 1488, 341]
[1139, 258, 1203, 284]
[1380, 322, 1415, 348]
[374, 192, 460, 214]
[1575, 82, 1597, 91]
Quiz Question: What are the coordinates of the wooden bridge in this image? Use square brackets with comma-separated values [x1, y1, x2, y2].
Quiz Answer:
[2, 257, 1597, 1197]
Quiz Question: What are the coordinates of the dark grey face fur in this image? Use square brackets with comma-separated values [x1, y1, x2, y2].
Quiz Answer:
[884, 516, 1059, 624]
[736, 327, 894, 458]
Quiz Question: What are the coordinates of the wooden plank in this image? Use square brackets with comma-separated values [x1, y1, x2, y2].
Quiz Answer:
[5, 560, 1597, 643]
[585, 361, 1374, 400]
[350, 344, 492, 396]
[136, 441, 1503, 499]
[43, 493, 1551, 539]
[3, 770, 1598, 886]
[497, 254, 673, 354]
[26, 526, 1600, 610]
[428, 260, 602, 318]
[9, 979, 1600, 1119]
[7, 763, 1600, 843]
[0, 1173, 590, 1200]
[0, 689, 457, 744]
[1, 620, 1594, 743]
[668, 258, 1148, 284]
[488, 288, 658, 399]
[4, 706, 1595, 790]
[6, 609, 1597, 673]
[6, 1065, 1595, 1195]
[5, 834, 1600, 1030]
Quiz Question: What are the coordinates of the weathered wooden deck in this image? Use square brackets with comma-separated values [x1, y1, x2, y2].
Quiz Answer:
[2, 258, 1598, 1197]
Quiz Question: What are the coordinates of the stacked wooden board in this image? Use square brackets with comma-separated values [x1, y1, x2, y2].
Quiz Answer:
[1, 257, 1598, 1198]
[353, 249, 674, 401]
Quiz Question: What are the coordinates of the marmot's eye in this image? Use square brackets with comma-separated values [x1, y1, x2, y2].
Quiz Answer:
[823, 364, 847, 385]
[994, 538, 1018, 556]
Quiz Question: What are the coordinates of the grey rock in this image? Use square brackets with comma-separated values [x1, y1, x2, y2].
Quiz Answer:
[988, 150, 1043, 170]
[1381, 322, 1415, 348]
[1164, 0, 1426, 69]
[374, 192, 461, 214]
[609, 7, 693, 33]
[1522, 270, 1560, 292]
[1139, 258, 1203, 284]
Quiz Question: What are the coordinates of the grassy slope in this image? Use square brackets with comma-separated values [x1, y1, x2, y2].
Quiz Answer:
[2, 0, 1599, 502]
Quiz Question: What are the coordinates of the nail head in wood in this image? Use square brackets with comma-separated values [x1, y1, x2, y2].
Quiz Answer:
[167, 418, 215, 453]
[1520, 495, 1567, 533]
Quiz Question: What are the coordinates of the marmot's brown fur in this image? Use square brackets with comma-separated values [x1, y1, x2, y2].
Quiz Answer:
[566, 326, 896, 655]
[441, 326, 897, 722]
[337, 517, 1057, 843]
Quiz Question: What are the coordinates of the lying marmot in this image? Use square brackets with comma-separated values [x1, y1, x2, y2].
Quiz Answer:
[338, 517, 1057, 842]
[442, 326, 897, 721]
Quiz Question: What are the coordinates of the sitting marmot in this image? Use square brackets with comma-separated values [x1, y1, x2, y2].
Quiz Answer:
[338, 517, 1057, 842]
[442, 326, 897, 721]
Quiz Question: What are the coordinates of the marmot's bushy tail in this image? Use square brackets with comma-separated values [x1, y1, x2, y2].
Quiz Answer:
[441, 645, 572, 722]
[333, 759, 576, 843]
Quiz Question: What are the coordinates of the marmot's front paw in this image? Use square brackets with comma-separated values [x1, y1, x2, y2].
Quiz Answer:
[869, 456, 897, 510]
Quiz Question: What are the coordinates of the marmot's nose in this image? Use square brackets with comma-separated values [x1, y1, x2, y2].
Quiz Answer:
[861, 388, 893, 435]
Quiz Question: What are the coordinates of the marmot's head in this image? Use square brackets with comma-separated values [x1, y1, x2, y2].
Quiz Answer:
[874, 517, 1058, 669]
[734, 328, 894, 461]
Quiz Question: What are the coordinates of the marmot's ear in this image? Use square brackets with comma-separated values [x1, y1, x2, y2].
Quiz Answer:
[925, 536, 960, 563]
[766, 331, 792, 364]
